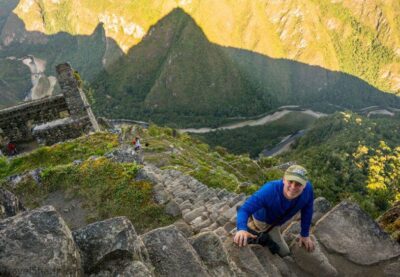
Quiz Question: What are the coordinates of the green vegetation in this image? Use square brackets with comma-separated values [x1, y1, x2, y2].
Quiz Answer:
[0, 125, 285, 232]
[92, 8, 269, 128]
[0, 132, 118, 179]
[0, 59, 32, 108]
[194, 112, 317, 158]
[313, 0, 398, 91]
[2, 112, 400, 228]
[0, 132, 177, 233]
[283, 112, 400, 217]
[90, 7, 400, 127]
[137, 124, 283, 194]
[3, 2, 400, 126]
[5, 158, 176, 233]
[42, 158, 176, 232]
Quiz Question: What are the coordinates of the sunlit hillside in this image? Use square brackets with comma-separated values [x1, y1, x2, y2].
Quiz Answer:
[11, 0, 400, 92]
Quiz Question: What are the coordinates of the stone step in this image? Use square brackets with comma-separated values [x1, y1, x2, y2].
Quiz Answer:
[183, 206, 207, 223]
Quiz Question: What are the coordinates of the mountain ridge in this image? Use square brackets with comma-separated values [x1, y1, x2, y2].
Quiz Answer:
[1, 1, 400, 127]
[9, 0, 400, 92]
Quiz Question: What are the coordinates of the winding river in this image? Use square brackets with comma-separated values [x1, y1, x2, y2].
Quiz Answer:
[179, 109, 326, 134]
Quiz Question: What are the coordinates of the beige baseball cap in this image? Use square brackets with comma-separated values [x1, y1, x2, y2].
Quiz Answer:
[284, 165, 308, 186]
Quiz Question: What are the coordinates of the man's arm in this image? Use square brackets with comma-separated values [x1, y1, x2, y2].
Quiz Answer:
[236, 183, 272, 231]
[299, 185, 315, 252]
[234, 183, 274, 247]
[300, 198, 313, 237]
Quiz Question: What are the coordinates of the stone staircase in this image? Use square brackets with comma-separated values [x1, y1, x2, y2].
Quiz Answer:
[135, 164, 400, 277]
[139, 165, 247, 238]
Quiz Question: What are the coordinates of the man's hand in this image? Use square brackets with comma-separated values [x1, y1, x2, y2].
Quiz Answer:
[233, 230, 257, 247]
[297, 236, 315, 252]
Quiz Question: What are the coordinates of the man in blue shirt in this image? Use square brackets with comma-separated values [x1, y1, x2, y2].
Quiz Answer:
[234, 165, 315, 256]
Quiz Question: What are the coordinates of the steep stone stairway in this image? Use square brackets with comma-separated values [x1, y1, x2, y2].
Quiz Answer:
[140, 165, 246, 238]
[136, 164, 400, 277]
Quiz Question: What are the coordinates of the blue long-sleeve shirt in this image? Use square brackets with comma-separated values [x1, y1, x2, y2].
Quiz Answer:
[237, 179, 314, 237]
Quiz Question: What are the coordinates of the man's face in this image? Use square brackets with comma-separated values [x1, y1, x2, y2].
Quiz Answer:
[283, 177, 305, 200]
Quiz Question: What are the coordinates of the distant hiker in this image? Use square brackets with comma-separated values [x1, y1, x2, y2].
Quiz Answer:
[7, 142, 17, 156]
[234, 165, 315, 257]
[134, 137, 141, 151]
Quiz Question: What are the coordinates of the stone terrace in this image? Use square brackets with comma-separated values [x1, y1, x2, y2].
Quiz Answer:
[0, 63, 99, 146]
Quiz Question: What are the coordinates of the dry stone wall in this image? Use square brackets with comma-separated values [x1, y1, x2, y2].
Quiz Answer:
[0, 95, 68, 142]
[0, 63, 99, 146]
[32, 116, 93, 146]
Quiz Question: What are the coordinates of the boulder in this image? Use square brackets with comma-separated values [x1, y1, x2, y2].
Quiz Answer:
[0, 187, 25, 219]
[136, 166, 160, 184]
[312, 197, 331, 224]
[153, 188, 170, 205]
[141, 225, 208, 276]
[6, 168, 42, 189]
[173, 219, 194, 238]
[191, 217, 212, 233]
[120, 261, 153, 277]
[282, 222, 301, 245]
[106, 147, 141, 163]
[214, 227, 229, 238]
[224, 237, 268, 276]
[189, 231, 237, 276]
[314, 201, 400, 265]
[0, 205, 81, 276]
[183, 206, 206, 223]
[179, 200, 193, 211]
[378, 201, 400, 242]
[165, 200, 181, 217]
[249, 245, 282, 277]
[72, 216, 150, 274]
[90, 260, 152, 277]
[384, 260, 400, 277]
[290, 235, 337, 277]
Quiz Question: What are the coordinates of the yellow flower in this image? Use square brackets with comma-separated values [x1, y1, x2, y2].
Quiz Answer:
[367, 182, 386, 190]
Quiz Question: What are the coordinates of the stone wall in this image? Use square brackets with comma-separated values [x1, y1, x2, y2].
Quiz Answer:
[32, 116, 92, 146]
[0, 95, 69, 142]
[0, 63, 99, 145]
[55, 64, 87, 119]
[56, 63, 99, 131]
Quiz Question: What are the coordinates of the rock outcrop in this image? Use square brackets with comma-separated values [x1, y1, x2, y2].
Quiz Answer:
[314, 201, 400, 266]
[290, 235, 337, 277]
[189, 231, 238, 276]
[105, 146, 143, 164]
[142, 225, 209, 276]
[72, 216, 151, 274]
[0, 187, 25, 219]
[0, 205, 81, 276]
[378, 201, 400, 242]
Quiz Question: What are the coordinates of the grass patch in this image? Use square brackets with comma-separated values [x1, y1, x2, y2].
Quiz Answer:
[0, 132, 118, 180]
[138, 125, 284, 194]
[4, 157, 176, 233]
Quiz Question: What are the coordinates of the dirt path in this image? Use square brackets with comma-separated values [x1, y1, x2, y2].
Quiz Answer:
[42, 190, 89, 230]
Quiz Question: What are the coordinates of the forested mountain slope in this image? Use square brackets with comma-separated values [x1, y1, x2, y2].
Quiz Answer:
[1, 0, 400, 126]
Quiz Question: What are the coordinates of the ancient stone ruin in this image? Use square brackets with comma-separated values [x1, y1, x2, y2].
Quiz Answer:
[0, 63, 99, 147]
